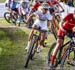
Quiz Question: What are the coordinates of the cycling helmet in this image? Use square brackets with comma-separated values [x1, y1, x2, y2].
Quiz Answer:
[41, 3, 50, 9]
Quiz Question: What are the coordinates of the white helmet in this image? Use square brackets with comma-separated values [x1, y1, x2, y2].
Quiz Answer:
[41, 3, 50, 9]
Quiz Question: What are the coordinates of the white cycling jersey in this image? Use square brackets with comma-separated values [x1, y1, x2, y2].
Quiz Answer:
[33, 10, 53, 30]
[18, 2, 29, 15]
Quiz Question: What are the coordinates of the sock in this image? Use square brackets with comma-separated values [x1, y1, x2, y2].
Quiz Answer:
[27, 41, 30, 48]
[38, 45, 40, 48]
[51, 55, 56, 64]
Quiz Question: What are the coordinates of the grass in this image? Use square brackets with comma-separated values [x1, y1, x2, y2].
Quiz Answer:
[0, 27, 28, 70]
[0, 27, 56, 70]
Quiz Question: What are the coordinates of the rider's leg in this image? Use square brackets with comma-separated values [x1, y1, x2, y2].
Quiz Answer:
[53, 16, 59, 31]
[17, 8, 23, 23]
[50, 38, 64, 64]
[25, 29, 34, 50]
[50, 28, 66, 65]
[37, 32, 46, 53]
[26, 25, 36, 50]
[9, 8, 13, 19]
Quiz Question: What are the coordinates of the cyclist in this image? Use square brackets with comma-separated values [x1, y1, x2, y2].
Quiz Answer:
[28, 0, 44, 16]
[50, 11, 75, 67]
[26, 0, 44, 27]
[17, 0, 29, 24]
[25, 3, 53, 53]
[5, 0, 19, 20]
[47, 0, 64, 31]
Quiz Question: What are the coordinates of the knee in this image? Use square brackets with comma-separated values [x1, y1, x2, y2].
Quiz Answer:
[56, 39, 63, 47]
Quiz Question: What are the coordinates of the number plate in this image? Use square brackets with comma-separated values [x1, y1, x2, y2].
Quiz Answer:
[33, 30, 40, 36]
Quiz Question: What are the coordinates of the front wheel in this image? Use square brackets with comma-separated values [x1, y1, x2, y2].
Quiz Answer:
[4, 12, 11, 23]
[24, 36, 37, 68]
[60, 47, 75, 70]
[47, 42, 63, 70]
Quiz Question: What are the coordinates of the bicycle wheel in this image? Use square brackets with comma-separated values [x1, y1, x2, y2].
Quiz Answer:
[11, 13, 18, 25]
[30, 42, 37, 59]
[60, 47, 75, 70]
[24, 36, 37, 68]
[47, 42, 63, 70]
[4, 12, 11, 23]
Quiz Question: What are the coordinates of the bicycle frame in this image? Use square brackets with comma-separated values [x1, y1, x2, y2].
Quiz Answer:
[55, 40, 71, 66]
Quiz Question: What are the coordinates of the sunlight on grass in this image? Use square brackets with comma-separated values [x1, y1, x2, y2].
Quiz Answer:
[0, 0, 5, 3]
[0, 18, 12, 26]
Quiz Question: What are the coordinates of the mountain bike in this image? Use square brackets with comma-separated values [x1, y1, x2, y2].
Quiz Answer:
[47, 34, 75, 70]
[4, 11, 18, 25]
[24, 27, 48, 68]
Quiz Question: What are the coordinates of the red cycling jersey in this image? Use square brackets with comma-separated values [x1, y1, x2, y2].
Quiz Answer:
[63, 13, 75, 30]
[57, 13, 75, 38]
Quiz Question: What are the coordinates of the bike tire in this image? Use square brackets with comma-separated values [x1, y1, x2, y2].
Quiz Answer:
[24, 37, 36, 68]
[4, 12, 11, 23]
[47, 42, 63, 69]
[60, 47, 75, 70]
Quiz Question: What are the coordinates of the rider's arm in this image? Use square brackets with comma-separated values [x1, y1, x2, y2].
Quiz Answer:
[27, 10, 39, 23]
[48, 20, 53, 31]
[59, 19, 66, 32]
[47, 13, 53, 31]
[26, 13, 35, 23]
[28, 2, 40, 16]
[59, 14, 72, 32]
[56, 1, 64, 13]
